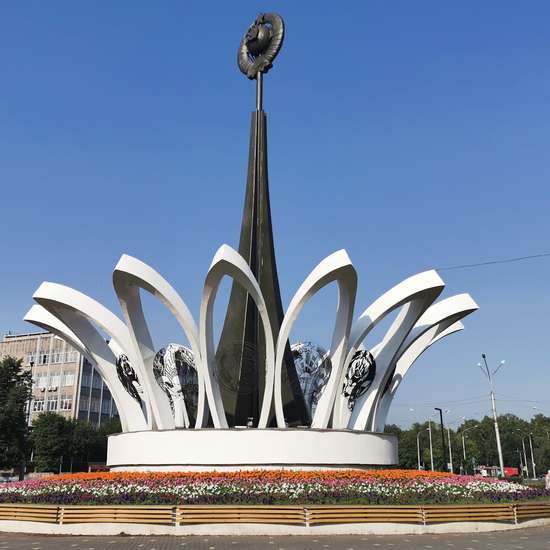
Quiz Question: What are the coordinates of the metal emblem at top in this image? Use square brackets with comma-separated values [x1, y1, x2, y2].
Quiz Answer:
[238, 13, 285, 81]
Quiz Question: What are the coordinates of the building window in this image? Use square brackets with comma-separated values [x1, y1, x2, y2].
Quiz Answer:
[81, 370, 91, 387]
[101, 398, 111, 414]
[26, 353, 35, 366]
[79, 394, 90, 412]
[47, 397, 58, 411]
[92, 372, 102, 389]
[66, 351, 78, 363]
[49, 372, 61, 388]
[32, 399, 45, 412]
[38, 353, 49, 365]
[63, 372, 75, 387]
[60, 397, 72, 411]
[36, 374, 48, 390]
[90, 398, 100, 413]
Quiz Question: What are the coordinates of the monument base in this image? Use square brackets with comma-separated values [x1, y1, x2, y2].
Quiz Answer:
[107, 428, 398, 471]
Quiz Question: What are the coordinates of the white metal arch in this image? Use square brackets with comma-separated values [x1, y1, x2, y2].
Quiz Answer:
[200, 244, 275, 429]
[274, 249, 357, 429]
[31, 282, 155, 429]
[338, 270, 445, 431]
[24, 303, 147, 432]
[113, 254, 204, 428]
[371, 293, 478, 431]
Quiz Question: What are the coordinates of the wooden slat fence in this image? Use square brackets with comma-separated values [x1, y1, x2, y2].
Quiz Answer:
[61, 505, 174, 525]
[423, 504, 514, 524]
[0, 504, 60, 524]
[0, 502, 549, 526]
[306, 505, 423, 525]
[178, 505, 304, 525]
[515, 502, 550, 522]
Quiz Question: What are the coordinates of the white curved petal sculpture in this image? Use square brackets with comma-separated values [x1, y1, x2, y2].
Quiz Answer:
[370, 293, 478, 431]
[429, 320, 465, 345]
[274, 249, 357, 428]
[200, 244, 275, 429]
[26, 244, 476, 470]
[372, 320, 465, 433]
[24, 303, 147, 432]
[24, 304, 89, 360]
[113, 254, 205, 428]
[32, 282, 153, 430]
[340, 270, 445, 431]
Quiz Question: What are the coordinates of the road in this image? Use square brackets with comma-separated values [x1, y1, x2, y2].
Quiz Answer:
[1, 528, 550, 550]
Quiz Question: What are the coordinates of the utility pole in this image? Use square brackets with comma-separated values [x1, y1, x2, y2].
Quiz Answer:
[417, 428, 430, 470]
[447, 427, 454, 474]
[434, 407, 447, 471]
[518, 432, 529, 477]
[478, 354, 505, 477]
[460, 425, 478, 475]
[428, 419, 434, 471]
[528, 433, 536, 479]
[416, 431, 422, 470]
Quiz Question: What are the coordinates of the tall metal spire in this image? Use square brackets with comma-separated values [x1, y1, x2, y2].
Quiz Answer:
[215, 13, 310, 427]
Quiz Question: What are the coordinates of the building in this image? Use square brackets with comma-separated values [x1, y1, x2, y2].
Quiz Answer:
[0, 331, 118, 427]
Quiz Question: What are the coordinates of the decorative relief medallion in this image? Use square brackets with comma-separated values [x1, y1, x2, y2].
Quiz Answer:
[115, 354, 143, 404]
[238, 13, 284, 79]
[342, 350, 376, 411]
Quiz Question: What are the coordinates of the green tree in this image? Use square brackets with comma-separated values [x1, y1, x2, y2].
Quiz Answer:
[93, 417, 122, 462]
[69, 420, 97, 469]
[31, 412, 72, 472]
[0, 356, 32, 471]
[530, 414, 550, 476]
[41, 417, 123, 472]
[386, 413, 550, 477]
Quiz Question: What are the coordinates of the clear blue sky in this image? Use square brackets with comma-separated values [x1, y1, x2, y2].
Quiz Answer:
[1, 1, 549, 428]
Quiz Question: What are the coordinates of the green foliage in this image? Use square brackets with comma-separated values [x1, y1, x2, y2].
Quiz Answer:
[0, 356, 32, 469]
[31, 412, 73, 472]
[31, 414, 122, 472]
[387, 413, 550, 476]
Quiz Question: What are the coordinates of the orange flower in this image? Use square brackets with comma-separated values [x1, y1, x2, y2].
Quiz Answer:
[53, 469, 456, 483]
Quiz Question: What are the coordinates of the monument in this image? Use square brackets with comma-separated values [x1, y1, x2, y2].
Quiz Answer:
[216, 14, 308, 428]
[24, 13, 478, 470]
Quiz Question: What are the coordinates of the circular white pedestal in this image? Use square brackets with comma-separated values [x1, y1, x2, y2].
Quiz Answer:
[107, 428, 398, 471]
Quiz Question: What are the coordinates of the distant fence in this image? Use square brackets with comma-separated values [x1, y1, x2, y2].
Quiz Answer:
[0, 502, 549, 527]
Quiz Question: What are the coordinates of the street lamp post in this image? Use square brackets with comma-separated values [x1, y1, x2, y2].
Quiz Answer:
[428, 419, 434, 471]
[434, 407, 447, 471]
[516, 430, 529, 477]
[521, 436, 529, 477]
[417, 428, 430, 470]
[416, 432, 421, 470]
[528, 433, 536, 479]
[460, 425, 478, 474]
[416, 431, 422, 470]
[478, 354, 506, 477]
[447, 427, 454, 474]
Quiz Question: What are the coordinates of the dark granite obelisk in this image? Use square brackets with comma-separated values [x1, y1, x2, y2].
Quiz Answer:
[215, 14, 310, 427]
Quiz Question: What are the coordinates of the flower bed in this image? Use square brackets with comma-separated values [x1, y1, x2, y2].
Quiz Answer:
[0, 470, 548, 506]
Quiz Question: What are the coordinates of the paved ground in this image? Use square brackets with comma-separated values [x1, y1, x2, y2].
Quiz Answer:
[1, 528, 550, 550]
